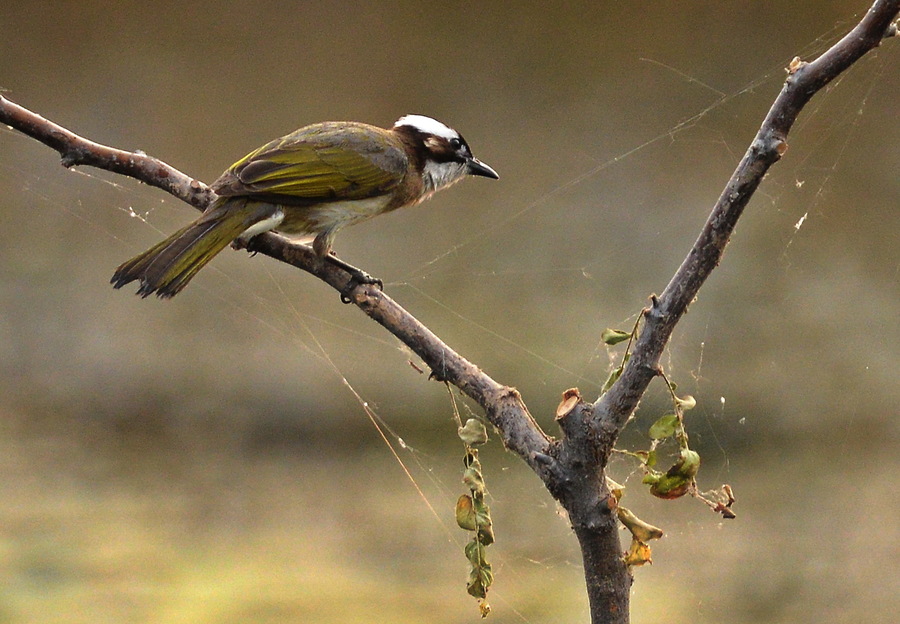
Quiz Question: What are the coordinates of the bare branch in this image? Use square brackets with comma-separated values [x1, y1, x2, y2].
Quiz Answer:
[593, 0, 899, 434]
[0, 95, 215, 209]
[245, 230, 554, 468]
[0, 93, 552, 470]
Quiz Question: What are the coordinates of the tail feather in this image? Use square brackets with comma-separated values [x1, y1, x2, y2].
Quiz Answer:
[112, 198, 277, 298]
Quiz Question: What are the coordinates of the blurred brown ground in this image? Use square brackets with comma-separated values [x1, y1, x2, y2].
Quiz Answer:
[1, 2, 897, 623]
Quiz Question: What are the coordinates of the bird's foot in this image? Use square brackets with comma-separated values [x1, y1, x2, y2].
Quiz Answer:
[339, 269, 383, 304]
[323, 253, 382, 303]
[232, 235, 259, 256]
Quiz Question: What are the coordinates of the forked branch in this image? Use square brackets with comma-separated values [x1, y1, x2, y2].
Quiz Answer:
[1, 3, 896, 623]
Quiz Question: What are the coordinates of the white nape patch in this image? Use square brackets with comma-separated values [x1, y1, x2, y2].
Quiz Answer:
[239, 207, 284, 241]
[395, 114, 458, 141]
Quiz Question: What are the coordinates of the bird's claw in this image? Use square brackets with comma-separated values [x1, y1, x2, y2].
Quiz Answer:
[340, 270, 383, 304]
[232, 236, 259, 256]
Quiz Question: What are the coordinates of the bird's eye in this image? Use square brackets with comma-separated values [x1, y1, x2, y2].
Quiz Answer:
[449, 137, 462, 150]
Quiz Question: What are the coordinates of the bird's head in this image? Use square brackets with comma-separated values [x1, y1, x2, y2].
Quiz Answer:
[393, 114, 498, 194]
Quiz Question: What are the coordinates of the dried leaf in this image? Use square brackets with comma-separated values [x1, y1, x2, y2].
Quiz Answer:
[617, 506, 664, 542]
[623, 538, 653, 566]
[467, 564, 493, 599]
[456, 495, 477, 531]
[605, 477, 625, 502]
[458, 418, 489, 445]
[463, 465, 486, 495]
[465, 539, 486, 565]
[787, 56, 806, 73]
[465, 539, 493, 599]
[456, 494, 478, 531]
[473, 497, 494, 545]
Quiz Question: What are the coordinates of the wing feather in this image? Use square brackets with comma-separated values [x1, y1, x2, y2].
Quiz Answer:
[211, 123, 407, 203]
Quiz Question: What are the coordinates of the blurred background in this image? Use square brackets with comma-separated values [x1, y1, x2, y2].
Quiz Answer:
[1, 1, 897, 622]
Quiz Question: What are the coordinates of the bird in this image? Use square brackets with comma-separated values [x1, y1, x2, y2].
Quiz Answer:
[111, 114, 498, 299]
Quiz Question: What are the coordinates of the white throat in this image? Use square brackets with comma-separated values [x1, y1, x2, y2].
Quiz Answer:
[422, 160, 468, 195]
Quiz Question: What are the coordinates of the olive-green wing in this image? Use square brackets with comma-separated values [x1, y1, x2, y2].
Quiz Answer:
[212, 122, 407, 203]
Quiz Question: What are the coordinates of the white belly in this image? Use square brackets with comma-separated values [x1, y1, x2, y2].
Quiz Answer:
[279, 195, 394, 236]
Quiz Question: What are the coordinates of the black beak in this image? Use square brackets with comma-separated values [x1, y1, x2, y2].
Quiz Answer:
[467, 157, 499, 179]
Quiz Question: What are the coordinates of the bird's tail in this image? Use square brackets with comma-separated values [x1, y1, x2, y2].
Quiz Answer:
[111, 198, 277, 298]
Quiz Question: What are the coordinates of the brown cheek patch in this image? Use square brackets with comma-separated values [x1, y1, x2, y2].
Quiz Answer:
[424, 136, 456, 162]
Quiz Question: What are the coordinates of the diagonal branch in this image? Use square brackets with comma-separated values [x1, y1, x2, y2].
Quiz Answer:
[0, 96, 216, 209]
[251, 230, 554, 468]
[0, 93, 552, 471]
[592, 0, 899, 434]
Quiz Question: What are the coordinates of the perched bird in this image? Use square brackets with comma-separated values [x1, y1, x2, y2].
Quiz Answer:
[111, 115, 498, 298]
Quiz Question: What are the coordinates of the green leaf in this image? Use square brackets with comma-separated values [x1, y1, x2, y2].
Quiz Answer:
[601, 328, 631, 346]
[465, 539, 486, 565]
[648, 474, 691, 499]
[644, 448, 702, 499]
[648, 413, 679, 440]
[668, 449, 701, 479]
[641, 470, 660, 485]
[467, 561, 493, 599]
[602, 365, 623, 394]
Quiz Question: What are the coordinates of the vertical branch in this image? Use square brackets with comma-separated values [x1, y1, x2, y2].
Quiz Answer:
[566, 3, 896, 622]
